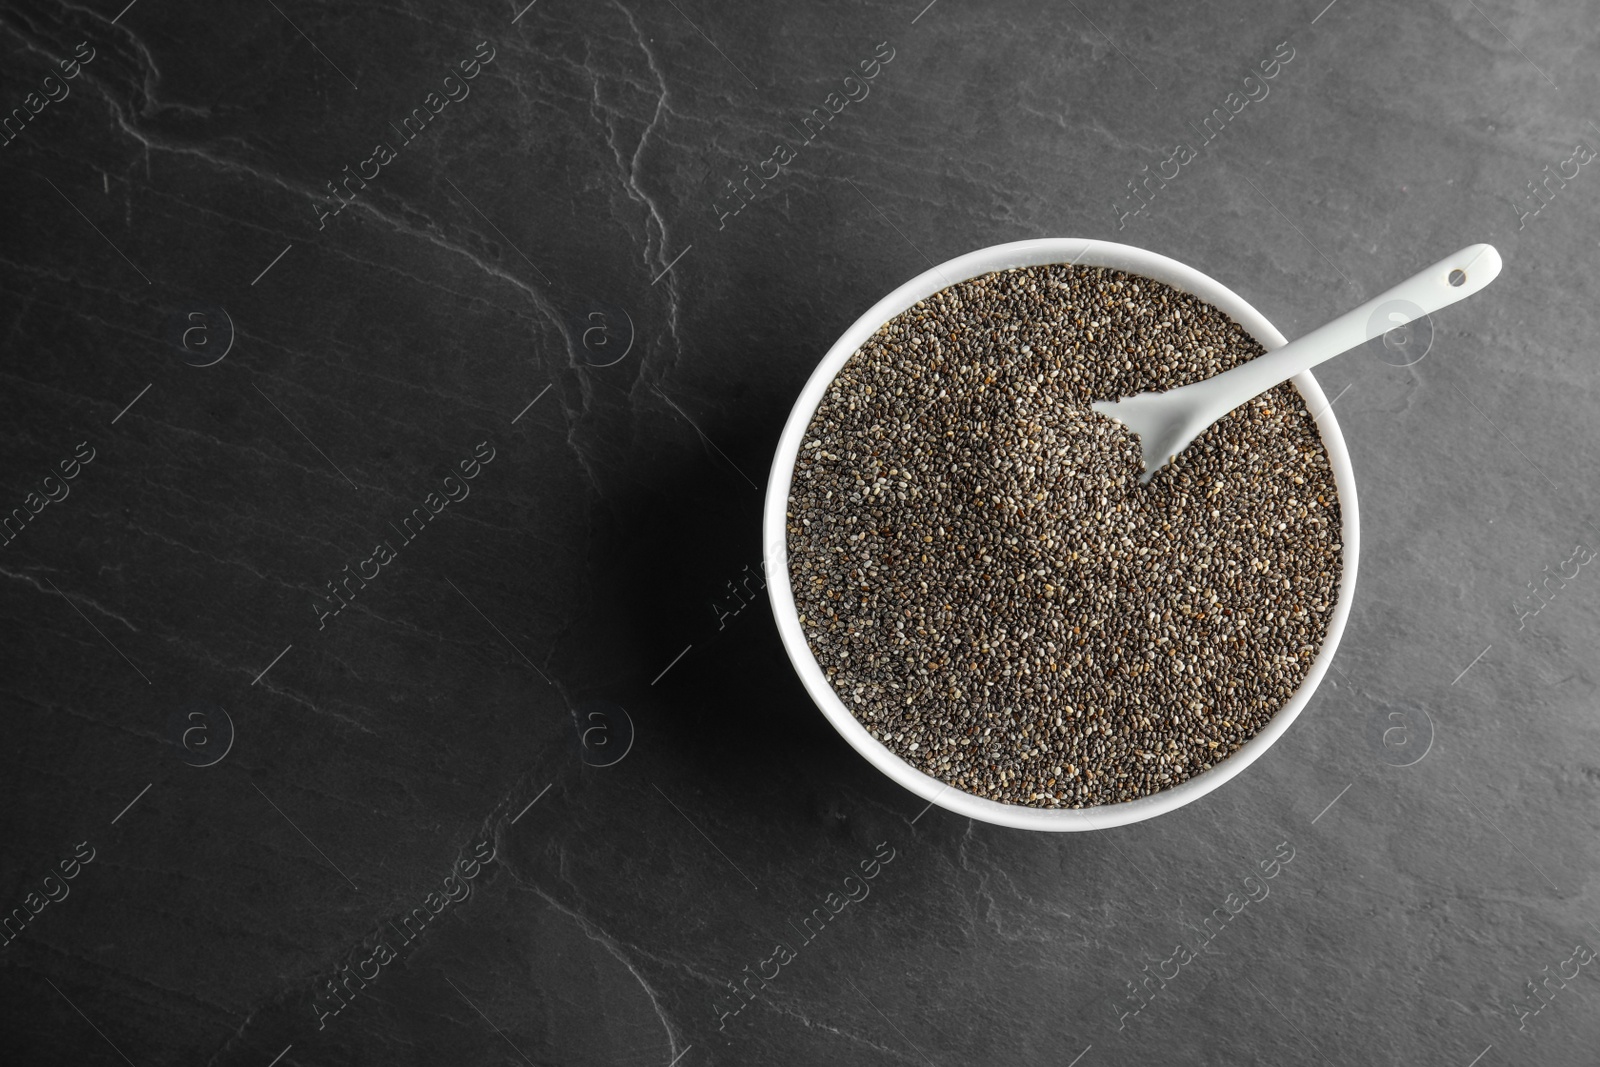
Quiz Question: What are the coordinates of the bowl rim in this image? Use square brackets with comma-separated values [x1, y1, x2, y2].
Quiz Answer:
[762, 238, 1360, 831]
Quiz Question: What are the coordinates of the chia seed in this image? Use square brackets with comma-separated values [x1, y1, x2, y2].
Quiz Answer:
[785, 263, 1343, 808]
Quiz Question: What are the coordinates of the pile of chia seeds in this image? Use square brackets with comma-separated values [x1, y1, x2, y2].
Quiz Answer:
[785, 263, 1343, 808]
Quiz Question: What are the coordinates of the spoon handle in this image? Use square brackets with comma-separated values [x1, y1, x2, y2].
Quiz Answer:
[1205, 243, 1502, 407]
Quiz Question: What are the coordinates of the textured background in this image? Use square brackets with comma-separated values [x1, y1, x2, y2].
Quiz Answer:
[2, 0, 1598, 1064]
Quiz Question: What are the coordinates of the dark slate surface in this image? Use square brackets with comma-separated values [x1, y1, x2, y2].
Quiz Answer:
[2, 0, 1598, 1064]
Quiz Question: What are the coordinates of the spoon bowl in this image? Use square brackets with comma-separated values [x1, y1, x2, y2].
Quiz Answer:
[764, 238, 1361, 831]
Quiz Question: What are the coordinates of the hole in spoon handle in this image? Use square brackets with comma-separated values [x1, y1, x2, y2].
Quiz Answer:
[1448, 269, 1466, 287]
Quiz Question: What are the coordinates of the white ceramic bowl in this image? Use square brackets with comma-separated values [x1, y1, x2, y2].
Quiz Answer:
[764, 239, 1359, 831]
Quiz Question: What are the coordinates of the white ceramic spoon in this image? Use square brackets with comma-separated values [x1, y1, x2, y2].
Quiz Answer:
[1091, 243, 1503, 483]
